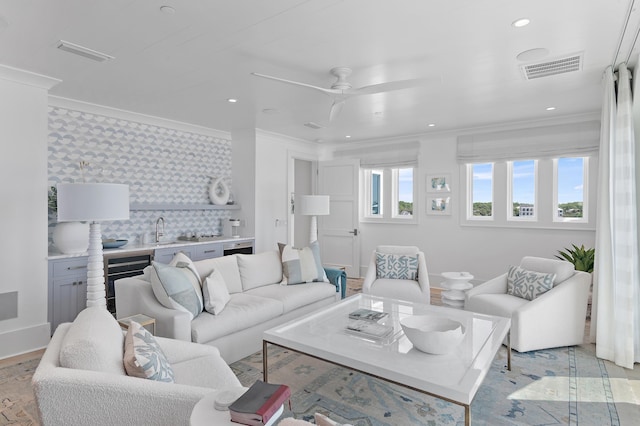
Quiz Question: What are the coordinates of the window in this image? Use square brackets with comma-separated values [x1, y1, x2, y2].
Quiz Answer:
[468, 163, 493, 219]
[554, 157, 587, 222]
[362, 167, 416, 222]
[508, 160, 537, 220]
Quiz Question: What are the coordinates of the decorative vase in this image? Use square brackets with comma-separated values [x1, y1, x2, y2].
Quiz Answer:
[53, 221, 90, 254]
[209, 177, 230, 205]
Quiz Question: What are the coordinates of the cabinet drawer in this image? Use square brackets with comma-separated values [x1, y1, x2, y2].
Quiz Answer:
[52, 257, 88, 277]
[193, 243, 223, 261]
[154, 247, 194, 264]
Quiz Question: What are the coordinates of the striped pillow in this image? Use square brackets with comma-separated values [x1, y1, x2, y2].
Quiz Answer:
[278, 241, 328, 285]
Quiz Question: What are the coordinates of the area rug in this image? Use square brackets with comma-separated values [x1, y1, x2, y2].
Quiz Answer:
[0, 358, 40, 425]
[230, 343, 640, 426]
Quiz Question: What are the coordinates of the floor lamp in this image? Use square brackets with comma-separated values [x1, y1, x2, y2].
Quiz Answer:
[298, 195, 330, 243]
[56, 183, 130, 308]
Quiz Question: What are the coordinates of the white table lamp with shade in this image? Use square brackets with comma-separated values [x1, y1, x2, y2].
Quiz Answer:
[56, 183, 130, 308]
[298, 195, 330, 243]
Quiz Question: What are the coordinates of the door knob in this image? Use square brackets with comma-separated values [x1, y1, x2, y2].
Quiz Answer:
[348, 229, 358, 236]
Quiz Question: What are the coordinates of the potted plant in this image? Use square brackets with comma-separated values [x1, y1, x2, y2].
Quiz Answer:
[555, 244, 595, 273]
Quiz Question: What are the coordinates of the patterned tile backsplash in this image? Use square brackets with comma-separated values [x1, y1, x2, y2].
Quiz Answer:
[48, 106, 234, 245]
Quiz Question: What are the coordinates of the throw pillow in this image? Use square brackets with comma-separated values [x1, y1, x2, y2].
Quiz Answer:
[506, 265, 556, 301]
[278, 241, 328, 285]
[123, 321, 175, 382]
[149, 255, 203, 319]
[202, 269, 231, 315]
[375, 252, 418, 280]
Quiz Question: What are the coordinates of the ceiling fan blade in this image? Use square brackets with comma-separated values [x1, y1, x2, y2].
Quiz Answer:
[347, 77, 440, 96]
[329, 99, 346, 122]
[251, 72, 342, 95]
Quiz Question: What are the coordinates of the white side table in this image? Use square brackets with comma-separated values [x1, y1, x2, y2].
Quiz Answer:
[441, 272, 474, 309]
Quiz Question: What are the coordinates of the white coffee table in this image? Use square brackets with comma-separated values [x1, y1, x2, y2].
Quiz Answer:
[263, 294, 510, 426]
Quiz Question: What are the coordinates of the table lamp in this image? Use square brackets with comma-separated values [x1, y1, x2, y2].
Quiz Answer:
[298, 195, 330, 243]
[56, 183, 130, 308]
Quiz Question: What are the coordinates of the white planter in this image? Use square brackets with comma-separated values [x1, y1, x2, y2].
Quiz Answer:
[53, 222, 90, 254]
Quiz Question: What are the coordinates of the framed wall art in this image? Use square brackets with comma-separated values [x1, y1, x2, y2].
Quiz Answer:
[427, 173, 451, 193]
[427, 196, 451, 215]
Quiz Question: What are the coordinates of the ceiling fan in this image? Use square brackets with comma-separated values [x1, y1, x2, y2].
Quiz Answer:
[251, 67, 434, 122]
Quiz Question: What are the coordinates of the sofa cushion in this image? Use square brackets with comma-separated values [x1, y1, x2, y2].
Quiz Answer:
[195, 255, 243, 294]
[278, 241, 328, 285]
[123, 321, 175, 382]
[507, 265, 556, 301]
[375, 252, 418, 280]
[245, 282, 336, 313]
[202, 269, 231, 315]
[520, 256, 574, 284]
[149, 259, 203, 319]
[190, 293, 283, 343]
[368, 278, 425, 302]
[465, 293, 529, 318]
[237, 251, 283, 291]
[59, 307, 126, 375]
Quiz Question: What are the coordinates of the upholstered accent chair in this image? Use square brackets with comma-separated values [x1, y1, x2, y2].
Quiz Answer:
[464, 256, 591, 352]
[362, 245, 430, 304]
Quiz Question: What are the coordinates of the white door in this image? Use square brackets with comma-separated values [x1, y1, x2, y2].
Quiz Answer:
[318, 159, 360, 277]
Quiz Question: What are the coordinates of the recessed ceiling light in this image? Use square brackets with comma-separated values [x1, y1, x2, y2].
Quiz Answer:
[227, 98, 238, 103]
[512, 18, 530, 28]
[160, 6, 176, 14]
[428, 123, 436, 127]
[546, 106, 556, 111]
[345, 135, 351, 139]
[516, 48, 549, 62]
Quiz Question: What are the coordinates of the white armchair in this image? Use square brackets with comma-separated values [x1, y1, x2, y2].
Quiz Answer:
[362, 245, 430, 304]
[32, 307, 241, 426]
[464, 256, 591, 352]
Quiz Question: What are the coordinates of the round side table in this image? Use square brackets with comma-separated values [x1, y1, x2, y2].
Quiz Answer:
[441, 272, 474, 309]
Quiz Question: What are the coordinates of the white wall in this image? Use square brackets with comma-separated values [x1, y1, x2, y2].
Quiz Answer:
[349, 120, 597, 284]
[0, 66, 59, 358]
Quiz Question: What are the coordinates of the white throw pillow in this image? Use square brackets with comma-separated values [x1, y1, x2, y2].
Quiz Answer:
[202, 269, 231, 315]
[278, 241, 328, 285]
[237, 251, 283, 290]
[149, 252, 203, 319]
[123, 321, 175, 382]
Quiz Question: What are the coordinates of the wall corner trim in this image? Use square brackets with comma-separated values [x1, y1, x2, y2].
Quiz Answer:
[0, 63, 61, 89]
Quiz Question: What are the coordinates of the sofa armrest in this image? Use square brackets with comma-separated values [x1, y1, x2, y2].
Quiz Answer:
[115, 276, 192, 341]
[465, 273, 508, 303]
[324, 267, 346, 299]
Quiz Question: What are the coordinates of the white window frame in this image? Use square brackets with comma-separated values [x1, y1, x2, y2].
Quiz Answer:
[466, 162, 494, 221]
[553, 157, 589, 223]
[361, 166, 417, 224]
[507, 159, 538, 222]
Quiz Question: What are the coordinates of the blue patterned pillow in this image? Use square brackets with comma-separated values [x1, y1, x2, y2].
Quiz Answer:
[506, 265, 556, 301]
[123, 321, 175, 382]
[375, 253, 418, 280]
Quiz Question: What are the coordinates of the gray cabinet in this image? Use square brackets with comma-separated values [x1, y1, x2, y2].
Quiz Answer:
[48, 257, 88, 334]
[153, 246, 195, 264]
[192, 242, 223, 261]
[153, 242, 223, 263]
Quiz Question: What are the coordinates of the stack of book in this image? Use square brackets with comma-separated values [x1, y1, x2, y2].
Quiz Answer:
[345, 308, 393, 341]
[228, 380, 291, 426]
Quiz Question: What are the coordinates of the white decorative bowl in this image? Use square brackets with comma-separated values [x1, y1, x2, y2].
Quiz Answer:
[400, 315, 465, 355]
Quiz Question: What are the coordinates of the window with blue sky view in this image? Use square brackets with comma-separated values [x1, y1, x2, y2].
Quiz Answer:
[471, 163, 493, 217]
[511, 160, 536, 217]
[556, 157, 584, 218]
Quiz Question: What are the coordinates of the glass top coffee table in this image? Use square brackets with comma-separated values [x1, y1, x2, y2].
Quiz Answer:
[263, 294, 510, 426]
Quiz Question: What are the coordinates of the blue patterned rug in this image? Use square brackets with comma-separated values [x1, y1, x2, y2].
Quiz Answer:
[230, 343, 639, 425]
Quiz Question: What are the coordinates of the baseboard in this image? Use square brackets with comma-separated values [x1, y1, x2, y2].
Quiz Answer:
[0, 323, 51, 360]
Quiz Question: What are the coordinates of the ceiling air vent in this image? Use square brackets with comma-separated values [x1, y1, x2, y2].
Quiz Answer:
[56, 40, 114, 62]
[304, 122, 323, 129]
[521, 53, 582, 80]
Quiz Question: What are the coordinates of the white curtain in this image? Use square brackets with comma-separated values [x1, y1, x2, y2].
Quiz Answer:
[593, 64, 640, 369]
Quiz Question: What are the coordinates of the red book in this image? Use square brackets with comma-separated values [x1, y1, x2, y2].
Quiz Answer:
[229, 380, 291, 426]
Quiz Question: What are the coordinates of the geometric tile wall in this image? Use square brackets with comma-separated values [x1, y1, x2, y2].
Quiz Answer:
[48, 106, 234, 246]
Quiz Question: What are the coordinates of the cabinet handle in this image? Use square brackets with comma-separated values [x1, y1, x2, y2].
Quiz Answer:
[203, 249, 217, 254]
[67, 266, 87, 271]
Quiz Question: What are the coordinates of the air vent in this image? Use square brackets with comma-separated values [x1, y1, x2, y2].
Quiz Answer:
[304, 122, 323, 129]
[521, 53, 582, 80]
[57, 40, 114, 62]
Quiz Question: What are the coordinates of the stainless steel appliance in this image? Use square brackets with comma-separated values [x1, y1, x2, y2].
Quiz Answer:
[223, 241, 253, 255]
[104, 250, 152, 315]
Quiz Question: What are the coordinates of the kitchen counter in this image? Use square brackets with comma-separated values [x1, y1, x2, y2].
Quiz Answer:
[47, 236, 255, 260]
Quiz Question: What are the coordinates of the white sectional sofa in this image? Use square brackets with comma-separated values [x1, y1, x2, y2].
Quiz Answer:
[116, 250, 342, 363]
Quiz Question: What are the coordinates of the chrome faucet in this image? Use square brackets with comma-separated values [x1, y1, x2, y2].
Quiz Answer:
[155, 216, 165, 243]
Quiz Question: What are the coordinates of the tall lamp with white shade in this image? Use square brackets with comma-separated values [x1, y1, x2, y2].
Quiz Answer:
[298, 195, 330, 243]
[56, 183, 130, 308]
